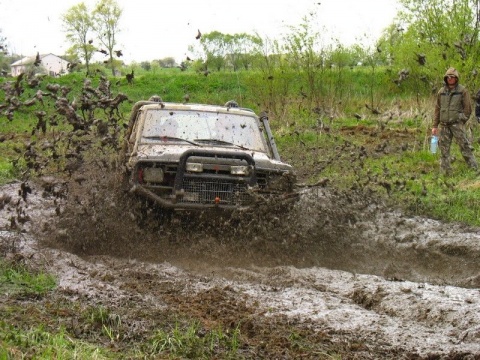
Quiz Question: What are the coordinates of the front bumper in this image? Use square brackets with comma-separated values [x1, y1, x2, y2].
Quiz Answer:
[130, 149, 297, 211]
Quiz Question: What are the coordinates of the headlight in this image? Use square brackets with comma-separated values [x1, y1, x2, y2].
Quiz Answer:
[142, 167, 164, 183]
[186, 162, 203, 172]
[231, 165, 251, 176]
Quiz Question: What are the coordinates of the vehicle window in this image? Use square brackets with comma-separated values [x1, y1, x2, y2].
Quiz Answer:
[140, 109, 268, 152]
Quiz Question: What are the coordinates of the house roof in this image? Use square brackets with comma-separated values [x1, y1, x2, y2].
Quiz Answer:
[10, 53, 69, 67]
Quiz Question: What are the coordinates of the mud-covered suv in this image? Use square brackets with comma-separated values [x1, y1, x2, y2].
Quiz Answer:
[122, 99, 297, 211]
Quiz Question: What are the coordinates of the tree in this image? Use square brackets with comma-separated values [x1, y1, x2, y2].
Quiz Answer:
[62, 3, 95, 75]
[140, 61, 151, 71]
[200, 31, 227, 71]
[224, 33, 262, 71]
[0, 29, 8, 75]
[385, 0, 480, 91]
[253, 34, 297, 119]
[157, 57, 176, 68]
[198, 31, 263, 71]
[93, 0, 122, 76]
[282, 14, 324, 107]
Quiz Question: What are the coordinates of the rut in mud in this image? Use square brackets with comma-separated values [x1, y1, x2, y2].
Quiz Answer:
[1, 161, 480, 358]
[2, 68, 480, 358]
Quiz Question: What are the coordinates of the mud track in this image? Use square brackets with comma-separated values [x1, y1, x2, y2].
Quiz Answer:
[1, 170, 480, 358]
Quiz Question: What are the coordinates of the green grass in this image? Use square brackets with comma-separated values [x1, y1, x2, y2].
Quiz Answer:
[278, 117, 480, 226]
[0, 162, 15, 185]
[149, 321, 241, 358]
[0, 323, 111, 360]
[0, 260, 56, 297]
[0, 254, 338, 358]
[0, 139, 24, 184]
[0, 263, 116, 359]
[2, 69, 480, 226]
[0, 258, 244, 359]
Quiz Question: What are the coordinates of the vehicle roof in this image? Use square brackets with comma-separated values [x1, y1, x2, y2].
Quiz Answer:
[138, 102, 257, 116]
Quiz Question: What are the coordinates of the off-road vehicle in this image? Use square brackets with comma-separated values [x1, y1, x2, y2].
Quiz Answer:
[122, 99, 297, 211]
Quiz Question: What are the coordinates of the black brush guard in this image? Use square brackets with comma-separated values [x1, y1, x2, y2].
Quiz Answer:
[133, 149, 257, 210]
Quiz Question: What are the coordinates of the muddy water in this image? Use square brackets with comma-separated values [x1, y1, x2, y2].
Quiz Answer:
[1, 175, 480, 357]
[36, 166, 480, 288]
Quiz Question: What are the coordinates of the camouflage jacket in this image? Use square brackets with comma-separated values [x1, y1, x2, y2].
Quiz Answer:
[434, 84, 471, 127]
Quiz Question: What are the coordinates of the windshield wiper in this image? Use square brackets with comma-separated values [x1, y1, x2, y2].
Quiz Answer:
[194, 139, 249, 150]
[143, 136, 202, 146]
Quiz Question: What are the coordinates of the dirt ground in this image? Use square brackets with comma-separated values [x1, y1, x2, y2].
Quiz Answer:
[2, 70, 478, 358]
[1, 163, 480, 359]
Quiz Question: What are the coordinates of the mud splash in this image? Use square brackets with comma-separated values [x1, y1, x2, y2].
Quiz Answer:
[38, 164, 480, 289]
[1, 169, 480, 357]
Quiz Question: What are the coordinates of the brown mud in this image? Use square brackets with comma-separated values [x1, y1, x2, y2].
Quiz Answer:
[1, 160, 480, 358]
[4, 72, 480, 357]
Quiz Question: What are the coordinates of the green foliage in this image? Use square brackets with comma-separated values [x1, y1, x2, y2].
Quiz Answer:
[1, 60, 480, 227]
[0, 30, 10, 74]
[62, 2, 96, 75]
[0, 260, 56, 296]
[224, 32, 263, 71]
[198, 31, 263, 72]
[279, 110, 480, 227]
[282, 14, 323, 108]
[0, 156, 21, 185]
[382, 0, 480, 93]
[156, 57, 177, 68]
[149, 320, 241, 358]
[83, 305, 123, 343]
[0, 322, 111, 359]
[139, 61, 151, 71]
[93, 0, 123, 76]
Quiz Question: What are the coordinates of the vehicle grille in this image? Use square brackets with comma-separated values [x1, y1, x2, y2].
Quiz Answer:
[180, 178, 251, 205]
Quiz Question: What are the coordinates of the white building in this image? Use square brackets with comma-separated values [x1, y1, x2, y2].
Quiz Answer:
[10, 53, 70, 77]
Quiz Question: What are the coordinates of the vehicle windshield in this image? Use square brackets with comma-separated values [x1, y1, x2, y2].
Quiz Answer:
[140, 109, 268, 152]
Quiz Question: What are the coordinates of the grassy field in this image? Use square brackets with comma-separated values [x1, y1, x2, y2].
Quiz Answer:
[1, 68, 480, 225]
[1, 67, 479, 358]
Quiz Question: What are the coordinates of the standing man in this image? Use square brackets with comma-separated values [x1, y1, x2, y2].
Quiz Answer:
[432, 67, 478, 175]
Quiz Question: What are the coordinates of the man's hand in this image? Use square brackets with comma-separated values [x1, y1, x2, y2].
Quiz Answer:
[432, 127, 439, 136]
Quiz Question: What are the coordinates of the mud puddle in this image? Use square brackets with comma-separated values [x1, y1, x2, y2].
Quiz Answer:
[1, 177, 480, 357]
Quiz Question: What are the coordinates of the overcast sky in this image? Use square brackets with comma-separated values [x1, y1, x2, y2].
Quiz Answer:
[0, 0, 399, 64]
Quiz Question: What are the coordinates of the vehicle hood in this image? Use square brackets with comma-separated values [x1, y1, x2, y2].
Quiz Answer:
[130, 144, 293, 171]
